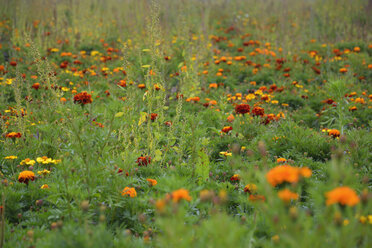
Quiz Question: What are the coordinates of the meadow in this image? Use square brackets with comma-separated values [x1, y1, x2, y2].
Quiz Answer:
[0, 0, 371, 247]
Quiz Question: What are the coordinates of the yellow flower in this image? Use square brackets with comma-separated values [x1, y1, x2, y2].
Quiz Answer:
[20, 158, 36, 166]
[4, 156, 17, 160]
[37, 156, 53, 164]
[220, 151, 232, 157]
[41, 184, 49, 189]
[38, 169, 51, 175]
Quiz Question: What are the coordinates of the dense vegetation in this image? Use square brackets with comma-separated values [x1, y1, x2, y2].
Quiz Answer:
[0, 0, 371, 247]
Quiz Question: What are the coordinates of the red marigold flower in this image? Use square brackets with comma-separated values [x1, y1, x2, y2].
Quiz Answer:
[73, 91, 92, 105]
[322, 98, 335, 105]
[235, 103, 250, 114]
[252, 106, 265, 116]
[32, 83, 40, 90]
[136, 155, 151, 166]
[230, 174, 240, 181]
[164, 121, 172, 127]
[150, 113, 158, 121]
[5, 132, 22, 138]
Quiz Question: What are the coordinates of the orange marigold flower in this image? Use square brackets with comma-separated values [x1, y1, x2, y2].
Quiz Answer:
[209, 83, 218, 89]
[171, 188, 191, 203]
[349, 106, 357, 112]
[300, 167, 312, 178]
[186, 96, 200, 102]
[325, 186, 360, 206]
[227, 114, 235, 122]
[355, 98, 365, 104]
[18, 170, 35, 184]
[73, 91, 92, 105]
[221, 126, 233, 133]
[235, 103, 250, 114]
[249, 194, 266, 202]
[339, 68, 348, 73]
[328, 129, 340, 138]
[276, 158, 287, 163]
[278, 189, 299, 202]
[138, 84, 146, 89]
[146, 178, 157, 186]
[266, 165, 311, 187]
[121, 187, 137, 198]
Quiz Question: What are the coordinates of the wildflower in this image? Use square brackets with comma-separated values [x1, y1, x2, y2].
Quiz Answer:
[230, 174, 240, 181]
[18, 171, 35, 184]
[4, 156, 17, 160]
[136, 155, 151, 166]
[73, 91, 92, 105]
[266, 165, 311, 187]
[278, 189, 299, 202]
[121, 187, 137, 198]
[325, 186, 360, 206]
[138, 84, 146, 89]
[146, 178, 157, 186]
[339, 68, 348, 73]
[171, 188, 191, 203]
[41, 184, 49, 189]
[20, 158, 36, 166]
[235, 104, 250, 114]
[5, 132, 22, 138]
[244, 184, 257, 194]
[221, 126, 233, 133]
[37, 169, 51, 175]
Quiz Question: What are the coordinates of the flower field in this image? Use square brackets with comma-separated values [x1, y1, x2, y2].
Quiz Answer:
[0, 0, 371, 247]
